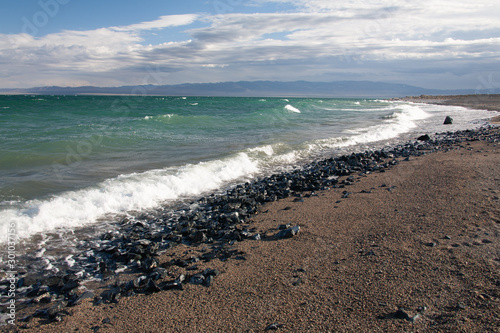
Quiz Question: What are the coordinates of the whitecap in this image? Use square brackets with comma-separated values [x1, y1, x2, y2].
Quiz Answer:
[0, 153, 260, 243]
[285, 104, 301, 113]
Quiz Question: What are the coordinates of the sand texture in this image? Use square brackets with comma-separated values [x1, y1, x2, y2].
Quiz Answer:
[2, 96, 500, 332]
[4, 129, 499, 332]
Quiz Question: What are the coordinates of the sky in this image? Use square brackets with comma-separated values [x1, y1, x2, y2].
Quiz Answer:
[0, 0, 499, 90]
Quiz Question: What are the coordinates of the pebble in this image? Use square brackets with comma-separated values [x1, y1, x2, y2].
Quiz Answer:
[13, 126, 500, 326]
[276, 225, 300, 239]
[265, 323, 284, 331]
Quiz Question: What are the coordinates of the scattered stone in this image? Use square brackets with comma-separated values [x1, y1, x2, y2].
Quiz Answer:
[189, 274, 205, 285]
[265, 323, 284, 331]
[417, 306, 427, 312]
[72, 291, 95, 306]
[444, 116, 453, 125]
[13, 126, 500, 327]
[276, 225, 300, 239]
[417, 134, 431, 141]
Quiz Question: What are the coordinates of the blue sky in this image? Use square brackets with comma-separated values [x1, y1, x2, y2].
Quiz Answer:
[1, 0, 499, 90]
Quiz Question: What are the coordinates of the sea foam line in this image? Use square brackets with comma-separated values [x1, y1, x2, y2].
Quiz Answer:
[0, 153, 259, 243]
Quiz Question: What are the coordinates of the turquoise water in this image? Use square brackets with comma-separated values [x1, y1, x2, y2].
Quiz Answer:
[0, 95, 495, 243]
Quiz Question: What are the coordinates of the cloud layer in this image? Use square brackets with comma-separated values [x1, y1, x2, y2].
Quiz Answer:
[1, 0, 499, 89]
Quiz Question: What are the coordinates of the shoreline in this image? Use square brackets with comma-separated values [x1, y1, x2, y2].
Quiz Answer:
[394, 94, 500, 123]
[1, 99, 500, 331]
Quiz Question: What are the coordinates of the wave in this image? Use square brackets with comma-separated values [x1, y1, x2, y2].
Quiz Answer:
[0, 153, 260, 243]
[285, 104, 301, 113]
[312, 104, 430, 150]
[144, 114, 175, 120]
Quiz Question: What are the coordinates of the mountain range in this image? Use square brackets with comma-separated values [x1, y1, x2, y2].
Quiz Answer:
[1, 81, 498, 98]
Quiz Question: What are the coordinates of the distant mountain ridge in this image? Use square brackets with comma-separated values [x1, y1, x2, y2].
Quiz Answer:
[1, 80, 497, 98]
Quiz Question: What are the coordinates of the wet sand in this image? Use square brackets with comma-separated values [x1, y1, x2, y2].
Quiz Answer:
[3, 99, 500, 332]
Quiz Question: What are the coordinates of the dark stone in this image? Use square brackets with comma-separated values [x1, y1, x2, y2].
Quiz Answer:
[145, 279, 161, 293]
[45, 300, 68, 317]
[61, 279, 80, 293]
[417, 134, 431, 141]
[203, 275, 213, 287]
[124, 278, 140, 291]
[161, 281, 183, 291]
[73, 291, 95, 305]
[142, 257, 159, 271]
[276, 225, 300, 239]
[394, 308, 410, 320]
[26, 286, 42, 298]
[342, 191, 351, 198]
[203, 268, 220, 277]
[100, 287, 121, 303]
[149, 267, 169, 280]
[265, 323, 284, 330]
[189, 274, 205, 285]
[252, 233, 262, 241]
[444, 116, 453, 125]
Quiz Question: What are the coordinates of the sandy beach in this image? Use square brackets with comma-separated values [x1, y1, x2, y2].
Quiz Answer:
[3, 98, 500, 332]
[397, 94, 500, 124]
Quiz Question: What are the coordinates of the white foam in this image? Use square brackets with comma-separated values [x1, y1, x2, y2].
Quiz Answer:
[285, 104, 301, 113]
[0, 153, 259, 243]
[248, 145, 274, 156]
[307, 104, 431, 152]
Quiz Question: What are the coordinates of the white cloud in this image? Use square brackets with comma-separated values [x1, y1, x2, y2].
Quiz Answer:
[111, 14, 199, 32]
[0, 0, 499, 89]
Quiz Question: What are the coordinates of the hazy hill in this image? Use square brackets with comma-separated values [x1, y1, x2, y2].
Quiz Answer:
[1, 80, 496, 97]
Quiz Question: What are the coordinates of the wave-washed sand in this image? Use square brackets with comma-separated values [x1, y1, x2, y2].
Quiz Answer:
[3, 96, 500, 332]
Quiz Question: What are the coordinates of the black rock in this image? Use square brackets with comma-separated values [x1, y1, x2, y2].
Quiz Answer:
[394, 308, 410, 320]
[203, 268, 220, 277]
[124, 278, 140, 291]
[61, 279, 80, 294]
[189, 274, 205, 285]
[203, 275, 213, 287]
[417, 134, 431, 141]
[265, 323, 284, 330]
[45, 300, 68, 317]
[276, 225, 300, 239]
[162, 280, 183, 291]
[145, 279, 161, 293]
[444, 116, 453, 125]
[252, 233, 262, 241]
[100, 287, 121, 303]
[342, 191, 351, 198]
